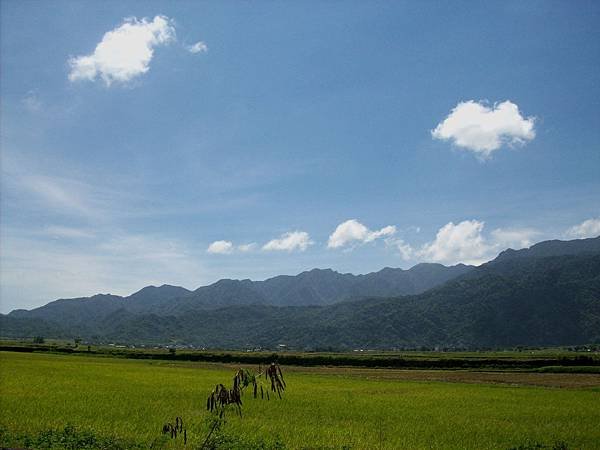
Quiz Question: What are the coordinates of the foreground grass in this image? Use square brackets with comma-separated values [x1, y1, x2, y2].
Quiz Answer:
[0, 352, 599, 449]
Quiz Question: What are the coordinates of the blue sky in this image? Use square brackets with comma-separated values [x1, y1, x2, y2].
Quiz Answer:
[1, 1, 599, 312]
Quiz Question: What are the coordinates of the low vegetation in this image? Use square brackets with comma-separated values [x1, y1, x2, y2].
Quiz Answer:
[1, 340, 598, 372]
[1, 351, 599, 449]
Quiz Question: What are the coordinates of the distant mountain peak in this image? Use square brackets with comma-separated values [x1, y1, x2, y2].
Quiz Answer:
[209, 278, 252, 288]
[300, 267, 337, 275]
[4, 248, 599, 349]
[13, 236, 600, 321]
[493, 235, 600, 263]
[127, 284, 192, 304]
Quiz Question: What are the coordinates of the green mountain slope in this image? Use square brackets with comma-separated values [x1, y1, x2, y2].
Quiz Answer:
[2, 237, 599, 349]
[4, 263, 473, 323]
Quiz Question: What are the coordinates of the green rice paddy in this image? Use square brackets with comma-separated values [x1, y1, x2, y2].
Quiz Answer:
[1, 351, 599, 449]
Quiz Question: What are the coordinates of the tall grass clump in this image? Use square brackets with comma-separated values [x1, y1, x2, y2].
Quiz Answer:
[202, 363, 286, 448]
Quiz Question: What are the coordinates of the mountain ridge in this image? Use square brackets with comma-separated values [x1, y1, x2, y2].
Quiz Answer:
[2, 236, 599, 349]
[6, 262, 474, 316]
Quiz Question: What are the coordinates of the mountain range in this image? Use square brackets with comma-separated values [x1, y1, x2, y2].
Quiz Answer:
[2, 236, 599, 350]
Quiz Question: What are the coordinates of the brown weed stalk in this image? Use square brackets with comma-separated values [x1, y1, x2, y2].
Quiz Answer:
[206, 363, 286, 417]
[161, 416, 186, 444]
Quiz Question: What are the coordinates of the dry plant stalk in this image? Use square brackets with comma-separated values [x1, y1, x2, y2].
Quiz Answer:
[161, 416, 186, 444]
[265, 362, 286, 399]
[206, 362, 286, 418]
[201, 363, 286, 449]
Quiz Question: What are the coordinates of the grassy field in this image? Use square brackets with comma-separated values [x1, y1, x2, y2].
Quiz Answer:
[1, 351, 599, 449]
[2, 340, 599, 371]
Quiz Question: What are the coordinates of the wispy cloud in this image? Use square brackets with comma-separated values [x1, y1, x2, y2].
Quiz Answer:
[44, 226, 97, 240]
[238, 243, 257, 252]
[0, 229, 205, 312]
[19, 174, 103, 219]
[22, 90, 42, 112]
[432, 100, 536, 159]
[385, 237, 413, 261]
[68, 15, 176, 86]
[490, 227, 540, 249]
[3, 150, 206, 223]
[566, 218, 600, 239]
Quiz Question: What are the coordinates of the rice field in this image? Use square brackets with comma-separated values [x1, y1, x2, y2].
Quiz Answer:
[1, 351, 599, 449]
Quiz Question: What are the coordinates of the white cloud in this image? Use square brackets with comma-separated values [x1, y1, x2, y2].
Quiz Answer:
[263, 231, 313, 252]
[238, 243, 257, 252]
[68, 15, 175, 86]
[188, 41, 208, 54]
[490, 227, 540, 249]
[419, 220, 489, 265]
[206, 241, 258, 254]
[432, 100, 536, 158]
[327, 219, 396, 249]
[385, 237, 413, 261]
[566, 218, 600, 239]
[207, 240, 234, 254]
[417, 220, 540, 265]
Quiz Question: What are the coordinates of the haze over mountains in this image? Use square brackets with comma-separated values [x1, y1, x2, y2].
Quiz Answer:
[2, 236, 599, 350]
[6, 262, 472, 319]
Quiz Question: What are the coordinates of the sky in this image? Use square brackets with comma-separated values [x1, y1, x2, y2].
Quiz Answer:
[1, 1, 599, 312]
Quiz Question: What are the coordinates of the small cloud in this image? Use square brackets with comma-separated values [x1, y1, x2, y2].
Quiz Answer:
[206, 241, 258, 254]
[207, 240, 234, 254]
[432, 100, 536, 159]
[68, 15, 176, 86]
[490, 227, 540, 249]
[327, 219, 396, 249]
[385, 237, 413, 261]
[238, 243, 257, 252]
[22, 90, 42, 112]
[566, 218, 600, 239]
[263, 231, 313, 252]
[188, 41, 208, 54]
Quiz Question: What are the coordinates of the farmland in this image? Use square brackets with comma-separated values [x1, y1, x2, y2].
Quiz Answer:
[1, 351, 599, 449]
[2, 340, 599, 371]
